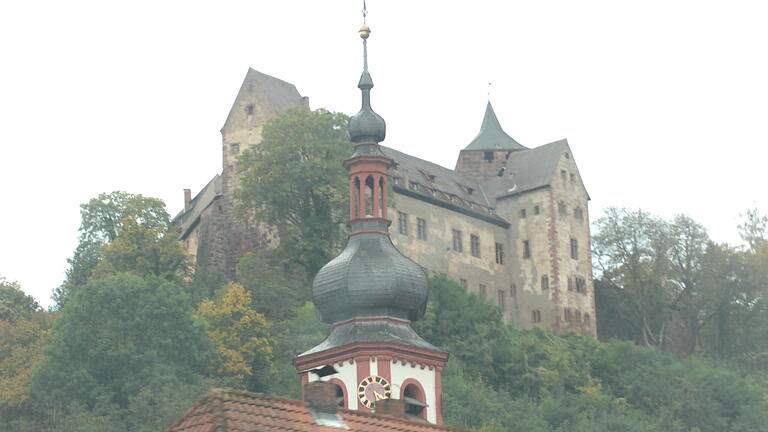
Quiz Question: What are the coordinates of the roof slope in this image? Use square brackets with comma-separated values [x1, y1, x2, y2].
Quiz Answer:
[172, 174, 223, 240]
[381, 146, 509, 226]
[463, 102, 526, 151]
[483, 139, 570, 201]
[221, 68, 304, 132]
[166, 389, 467, 432]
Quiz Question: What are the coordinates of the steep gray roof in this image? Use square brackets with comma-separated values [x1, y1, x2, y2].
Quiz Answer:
[484, 139, 571, 201]
[381, 146, 509, 227]
[221, 68, 304, 132]
[172, 174, 223, 240]
[463, 102, 527, 151]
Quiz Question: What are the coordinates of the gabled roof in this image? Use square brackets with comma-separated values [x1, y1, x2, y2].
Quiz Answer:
[463, 102, 527, 151]
[165, 389, 466, 432]
[381, 146, 509, 227]
[483, 139, 573, 201]
[221, 68, 304, 133]
[172, 174, 223, 240]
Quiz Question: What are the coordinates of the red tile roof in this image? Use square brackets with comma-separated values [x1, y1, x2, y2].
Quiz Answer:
[166, 389, 468, 432]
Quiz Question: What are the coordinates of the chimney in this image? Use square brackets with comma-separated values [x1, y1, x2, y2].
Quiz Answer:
[375, 398, 408, 419]
[303, 382, 338, 414]
[183, 189, 191, 211]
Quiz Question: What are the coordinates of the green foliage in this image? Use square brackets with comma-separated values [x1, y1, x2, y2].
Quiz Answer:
[417, 276, 768, 431]
[77, 191, 170, 244]
[0, 278, 40, 322]
[92, 216, 191, 282]
[267, 301, 329, 398]
[31, 273, 213, 410]
[55, 191, 175, 309]
[237, 251, 309, 321]
[237, 106, 351, 277]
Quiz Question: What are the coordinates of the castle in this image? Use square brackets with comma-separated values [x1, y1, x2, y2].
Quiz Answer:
[174, 69, 595, 336]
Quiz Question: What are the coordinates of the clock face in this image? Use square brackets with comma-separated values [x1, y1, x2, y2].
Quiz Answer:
[357, 375, 392, 408]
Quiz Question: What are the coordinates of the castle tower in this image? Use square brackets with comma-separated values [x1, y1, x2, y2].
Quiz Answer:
[454, 102, 528, 181]
[294, 22, 448, 424]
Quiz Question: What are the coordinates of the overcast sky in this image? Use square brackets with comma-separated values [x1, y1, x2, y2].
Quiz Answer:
[1, 0, 766, 307]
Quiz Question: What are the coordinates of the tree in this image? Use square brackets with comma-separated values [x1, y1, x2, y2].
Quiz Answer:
[54, 191, 173, 308]
[592, 207, 672, 348]
[196, 283, 276, 390]
[31, 273, 213, 410]
[237, 105, 351, 278]
[236, 251, 308, 321]
[0, 278, 40, 322]
[0, 311, 52, 410]
[91, 216, 191, 283]
[739, 208, 767, 253]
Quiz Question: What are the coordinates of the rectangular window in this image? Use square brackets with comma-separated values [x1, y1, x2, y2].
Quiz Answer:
[479, 284, 486, 298]
[532, 310, 541, 323]
[495, 242, 504, 264]
[498, 290, 505, 308]
[541, 275, 549, 290]
[570, 173, 575, 183]
[561, 169, 567, 181]
[417, 218, 427, 240]
[511, 284, 517, 298]
[574, 207, 584, 220]
[567, 276, 574, 291]
[558, 201, 566, 215]
[459, 278, 467, 289]
[564, 308, 572, 323]
[575, 276, 587, 294]
[398, 212, 408, 235]
[534, 205, 540, 215]
[230, 142, 240, 154]
[575, 309, 582, 324]
[522, 240, 531, 259]
[470, 234, 480, 257]
[584, 313, 591, 327]
[452, 229, 463, 252]
[519, 208, 527, 218]
[570, 238, 578, 259]
[484, 151, 494, 161]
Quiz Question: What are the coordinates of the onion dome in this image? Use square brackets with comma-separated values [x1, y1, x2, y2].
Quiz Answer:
[312, 220, 428, 324]
[348, 25, 386, 143]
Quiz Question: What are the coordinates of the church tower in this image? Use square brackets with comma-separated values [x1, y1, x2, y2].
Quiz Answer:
[294, 21, 448, 424]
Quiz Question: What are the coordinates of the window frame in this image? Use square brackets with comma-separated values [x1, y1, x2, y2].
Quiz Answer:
[470, 234, 480, 258]
[416, 217, 427, 240]
[452, 229, 463, 252]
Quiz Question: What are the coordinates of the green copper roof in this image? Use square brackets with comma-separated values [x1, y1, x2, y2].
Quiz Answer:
[464, 102, 526, 151]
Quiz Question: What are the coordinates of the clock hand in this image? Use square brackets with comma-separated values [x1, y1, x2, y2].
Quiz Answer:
[373, 391, 385, 401]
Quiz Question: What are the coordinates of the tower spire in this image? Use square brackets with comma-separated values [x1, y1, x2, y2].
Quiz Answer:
[348, 13, 385, 143]
[295, 5, 447, 423]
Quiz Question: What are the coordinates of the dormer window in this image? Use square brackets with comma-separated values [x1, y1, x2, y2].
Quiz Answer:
[467, 187, 474, 195]
[428, 174, 436, 182]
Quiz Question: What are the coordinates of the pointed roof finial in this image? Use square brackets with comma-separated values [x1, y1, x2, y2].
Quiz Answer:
[348, 1, 386, 143]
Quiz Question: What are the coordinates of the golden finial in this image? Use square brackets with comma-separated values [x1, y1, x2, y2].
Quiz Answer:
[359, 24, 371, 39]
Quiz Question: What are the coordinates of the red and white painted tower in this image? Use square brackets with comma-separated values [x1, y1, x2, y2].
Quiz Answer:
[294, 17, 448, 425]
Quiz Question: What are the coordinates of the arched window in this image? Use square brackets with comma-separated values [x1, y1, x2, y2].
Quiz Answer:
[329, 378, 347, 408]
[378, 177, 385, 218]
[401, 380, 427, 420]
[353, 177, 361, 219]
[365, 175, 374, 217]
